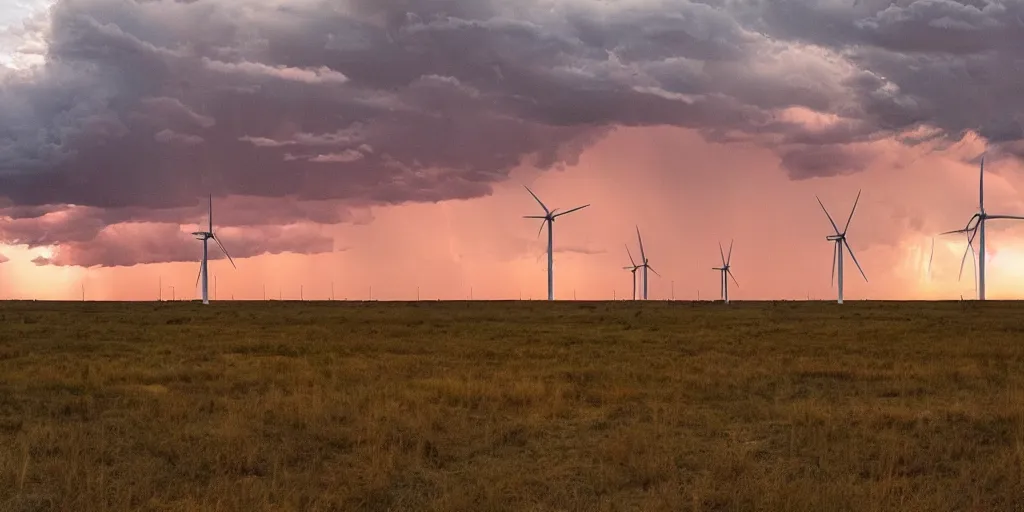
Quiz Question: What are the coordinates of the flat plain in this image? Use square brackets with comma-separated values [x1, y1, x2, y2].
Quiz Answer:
[0, 300, 1022, 511]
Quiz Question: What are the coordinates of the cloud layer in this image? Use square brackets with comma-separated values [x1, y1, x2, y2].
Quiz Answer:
[1, 0, 1022, 267]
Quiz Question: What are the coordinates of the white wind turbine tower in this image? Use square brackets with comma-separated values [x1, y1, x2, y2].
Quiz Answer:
[816, 190, 868, 304]
[522, 186, 590, 301]
[635, 226, 660, 300]
[623, 244, 641, 300]
[191, 195, 236, 305]
[940, 156, 1024, 300]
[711, 240, 739, 304]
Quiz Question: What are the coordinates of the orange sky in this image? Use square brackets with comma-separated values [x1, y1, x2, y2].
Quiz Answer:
[3, 124, 1023, 302]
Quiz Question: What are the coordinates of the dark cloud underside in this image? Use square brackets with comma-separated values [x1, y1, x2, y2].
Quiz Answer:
[0, 0, 1021, 266]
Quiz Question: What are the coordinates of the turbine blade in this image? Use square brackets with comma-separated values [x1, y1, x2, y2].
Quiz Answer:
[940, 228, 971, 236]
[842, 189, 862, 234]
[957, 239, 972, 282]
[536, 220, 546, 238]
[816, 196, 841, 234]
[208, 194, 213, 233]
[636, 226, 646, 262]
[553, 204, 590, 217]
[928, 237, 934, 278]
[985, 215, 1024, 220]
[727, 239, 734, 266]
[727, 269, 739, 288]
[979, 155, 985, 212]
[648, 265, 661, 277]
[969, 241, 978, 293]
[718, 241, 726, 266]
[523, 215, 546, 219]
[843, 239, 868, 282]
[625, 244, 636, 266]
[831, 241, 837, 288]
[195, 261, 203, 289]
[523, 185, 550, 215]
[213, 235, 237, 269]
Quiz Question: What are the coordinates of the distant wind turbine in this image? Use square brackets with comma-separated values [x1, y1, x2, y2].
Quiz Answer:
[816, 190, 868, 304]
[940, 156, 1024, 300]
[522, 186, 590, 301]
[927, 237, 934, 280]
[712, 240, 739, 304]
[623, 244, 640, 300]
[191, 195, 236, 305]
[635, 226, 660, 300]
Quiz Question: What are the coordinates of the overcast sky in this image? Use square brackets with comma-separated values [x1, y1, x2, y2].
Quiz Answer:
[2, 0, 1024, 301]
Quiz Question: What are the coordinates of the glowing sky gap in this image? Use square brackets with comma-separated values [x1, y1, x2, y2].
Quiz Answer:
[522, 186, 589, 301]
[191, 195, 236, 305]
[940, 157, 1024, 301]
[816, 190, 868, 304]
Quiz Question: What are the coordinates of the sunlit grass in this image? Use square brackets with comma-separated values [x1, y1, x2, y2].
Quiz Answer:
[0, 300, 1022, 511]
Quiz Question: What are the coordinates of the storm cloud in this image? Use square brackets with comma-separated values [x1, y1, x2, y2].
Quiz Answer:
[1, 0, 1021, 266]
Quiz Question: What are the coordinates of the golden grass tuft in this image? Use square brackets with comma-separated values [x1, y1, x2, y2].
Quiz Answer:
[0, 300, 1023, 510]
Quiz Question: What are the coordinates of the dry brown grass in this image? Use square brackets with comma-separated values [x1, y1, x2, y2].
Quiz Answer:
[1, 300, 1023, 511]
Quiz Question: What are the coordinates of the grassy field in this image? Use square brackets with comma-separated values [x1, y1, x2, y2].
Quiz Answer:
[0, 300, 1022, 511]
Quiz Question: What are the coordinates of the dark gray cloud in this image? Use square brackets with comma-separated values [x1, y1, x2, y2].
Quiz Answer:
[29, 222, 336, 268]
[1, 0, 1022, 266]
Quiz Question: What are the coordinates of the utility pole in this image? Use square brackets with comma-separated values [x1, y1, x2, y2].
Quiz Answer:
[214, 276, 217, 301]
[171, 286, 175, 301]
[81, 283, 85, 302]
[331, 282, 334, 301]
[671, 280, 674, 301]
[416, 286, 420, 301]
[300, 285, 304, 301]
[159, 277, 162, 301]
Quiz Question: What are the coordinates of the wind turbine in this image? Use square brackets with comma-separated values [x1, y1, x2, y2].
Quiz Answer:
[816, 190, 868, 304]
[711, 240, 739, 304]
[940, 156, 1024, 300]
[191, 195, 236, 305]
[635, 226, 660, 300]
[522, 186, 589, 301]
[623, 244, 640, 300]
